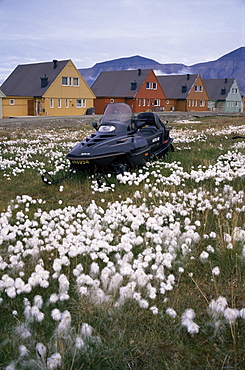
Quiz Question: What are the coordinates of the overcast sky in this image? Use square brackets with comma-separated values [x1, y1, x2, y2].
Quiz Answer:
[0, 0, 244, 84]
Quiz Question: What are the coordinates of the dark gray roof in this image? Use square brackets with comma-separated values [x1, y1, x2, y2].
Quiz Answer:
[157, 74, 198, 99]
[203, 78, 235, 100]
[91, 69, 152, 97]
[1, 60, 70, 97]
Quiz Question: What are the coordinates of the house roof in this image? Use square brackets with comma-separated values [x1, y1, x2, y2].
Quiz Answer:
[203, 78, 235, 100]
[1, 60, 70, 97]
[91, 69, 152, 97]
[157, 74, 199, 99]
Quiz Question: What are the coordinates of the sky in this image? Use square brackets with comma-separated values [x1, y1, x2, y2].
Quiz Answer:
[0, 0, 244, 84]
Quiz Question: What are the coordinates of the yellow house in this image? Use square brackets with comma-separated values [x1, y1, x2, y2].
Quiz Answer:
[1, 59, 95, 117]
[0, 89, 6, 118]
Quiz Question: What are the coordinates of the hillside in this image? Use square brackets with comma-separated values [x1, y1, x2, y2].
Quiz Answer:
[79, 47, 245, 94]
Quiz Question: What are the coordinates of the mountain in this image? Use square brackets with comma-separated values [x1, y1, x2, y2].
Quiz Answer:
[79, 47, 245, 95]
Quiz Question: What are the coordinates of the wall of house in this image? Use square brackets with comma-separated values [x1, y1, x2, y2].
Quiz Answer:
[2, 97, 30, 117]
[134, 70, 166, 113]
[224, 80, 243, 113]
[43, 60, 95, 116]
[186, 75, 209, 112]
[94, 98, 127, 114]
[164, 99, 177, 112]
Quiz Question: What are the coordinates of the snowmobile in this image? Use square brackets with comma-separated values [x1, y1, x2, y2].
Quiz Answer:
[42, 102, 174, 185]
[67, 102, 173, 171]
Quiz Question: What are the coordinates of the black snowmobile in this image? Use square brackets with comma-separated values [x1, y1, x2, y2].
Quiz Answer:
[66, 102, 173, 173]
[42, 102, 173, 185]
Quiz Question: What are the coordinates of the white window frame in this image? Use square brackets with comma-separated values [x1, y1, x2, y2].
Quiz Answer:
[58, 99, 61, 108]
[200, 100, 205, 107]
[50, 98, 54, 108]
[62, 77, 68, 86]
[76, 99, 86, 108]
[73, 77, 79, 86]
[195, 85, 203, 92]
[65, 99, 69, 108]
[154, 99, 160, 106]
[138, 99, 141, 106]
[76, 99, 82, 108]
[146, 82, 157, 90]
[9, 99, 15, 105]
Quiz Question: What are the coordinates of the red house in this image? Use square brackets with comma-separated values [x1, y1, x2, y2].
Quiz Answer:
[91, 69, 166, 114]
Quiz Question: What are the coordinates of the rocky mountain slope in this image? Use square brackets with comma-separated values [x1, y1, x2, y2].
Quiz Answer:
[79, 47, 245, 94]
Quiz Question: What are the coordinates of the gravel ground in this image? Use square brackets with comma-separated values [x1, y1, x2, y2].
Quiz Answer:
[0, 111, 244, 130]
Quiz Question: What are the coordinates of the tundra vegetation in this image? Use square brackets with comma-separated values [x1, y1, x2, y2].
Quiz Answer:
[0, 115, 245, 369]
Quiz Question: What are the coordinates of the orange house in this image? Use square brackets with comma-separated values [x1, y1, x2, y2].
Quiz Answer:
[91, 69, 166, 114]
[157, 74, 209, 112]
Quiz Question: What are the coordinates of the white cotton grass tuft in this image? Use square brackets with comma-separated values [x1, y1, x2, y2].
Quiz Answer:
[181, 308, 199, 334]
[223, 307, 240, 323]
[56, 310, 71, 336]
[240, 308, 245, 320]
[47, 352, 62, 369]
[166, 307, 177, 318]
[80, 323, 93, 338]
[212, 266, 220, 276]
[19, 344, 29, 357]
[150, 306, 159, 315]
[51, 308, 62, 321]
[208, 296, 228, 317]
[36, 342, 47, 364]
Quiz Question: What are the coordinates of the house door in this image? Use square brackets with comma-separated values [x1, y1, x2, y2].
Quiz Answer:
[27, 100, 35, 115]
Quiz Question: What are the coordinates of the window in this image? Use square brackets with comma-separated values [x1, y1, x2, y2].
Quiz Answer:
[50, 98, 54, 108]
[200, 100, 205, 107]
[138, 99, 141, 106]
[110, 99, 114, 103]
[62, 77, 68, 86]
[76, 99, 86, 108]
[148, 99, 151, 106]
[154, 99, 160, 106]
[65, 99, 69, 108]
[232, 88, 238, 94]
[73, 77, 79, 86]
[58, 99, 61, 108]
[194, 85, 203, 92]
[9, 99, 15, 105]
[166, 100, 169, 105]
[146, 82, 157, 90]
[62, 76, 79, 86]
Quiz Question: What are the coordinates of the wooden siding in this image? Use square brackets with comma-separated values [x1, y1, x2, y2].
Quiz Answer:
[43, 60, 95, 116]
[2, 60, 95, 117]
[93, 70, 166, 114]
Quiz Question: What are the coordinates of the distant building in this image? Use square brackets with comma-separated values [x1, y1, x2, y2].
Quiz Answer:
[0, 89, 6, 118]
[91, 69, 166, 114]
[1, 59, 95, 117]
[203, 78, 243, 113]
[157, 74, 209, 112]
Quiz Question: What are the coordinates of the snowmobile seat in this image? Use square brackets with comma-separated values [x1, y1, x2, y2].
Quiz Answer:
[137, 112, 157, 128]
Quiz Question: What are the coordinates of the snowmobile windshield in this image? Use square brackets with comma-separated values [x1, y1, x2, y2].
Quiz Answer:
[99, 103, 133, 132]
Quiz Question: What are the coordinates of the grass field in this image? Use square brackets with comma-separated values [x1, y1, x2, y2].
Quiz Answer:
[0, 114, 245, 369]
